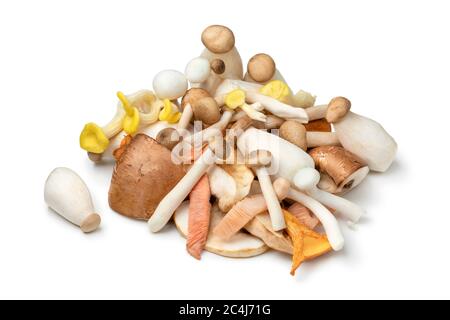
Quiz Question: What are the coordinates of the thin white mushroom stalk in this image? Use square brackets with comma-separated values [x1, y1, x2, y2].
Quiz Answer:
[293, 167, 365, 224]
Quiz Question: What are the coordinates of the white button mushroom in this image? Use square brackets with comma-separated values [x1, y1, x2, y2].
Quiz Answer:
[152, 70, 188, 100]
[184, 57, 211, 87]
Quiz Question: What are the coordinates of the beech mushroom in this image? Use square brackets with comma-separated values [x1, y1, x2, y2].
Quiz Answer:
[156, 127, 181, 151]
[293, 167, 364, 224]
[191, 96, 221, 125]
[245, 53, 276, 83]
[184, 57, 211, 88]
[200, 25, 243, 80]
[309, 146, 370, 194]
[44, 167, 101, 233]
[148, 141, 218, 232]
[304, 96, 351, 122]
[152, 69, 188, 100]
[174, 202, 268, 258]
[246, 150, 286, 231]
[178, 88, 210, 131]
[279, 120, 340, 151]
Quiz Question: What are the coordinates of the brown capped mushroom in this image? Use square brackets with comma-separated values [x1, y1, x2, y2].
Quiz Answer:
[246, 53, 276, 83]
[200, 25, 243, 80]
[191, 96, 221, 125]
[156, 127, 181, 151]
[326, 97, 351, 123]
[178, 88, 211, 130]
[210, 59, 225, 75]
[279, 120, 340, 151]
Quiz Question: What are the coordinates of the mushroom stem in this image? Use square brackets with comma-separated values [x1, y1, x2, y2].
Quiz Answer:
[286, 188, 344, 251]
[306, 132, 341, 148]
[177, 103, 193, 131]
[255, 167, 286, 231]
[148, 147, 217, 233]
[293, 168, 364, 224]
[305, 104, 328, 121]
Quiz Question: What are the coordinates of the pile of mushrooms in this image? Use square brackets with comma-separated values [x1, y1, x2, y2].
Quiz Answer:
[45, 24, 397, 277]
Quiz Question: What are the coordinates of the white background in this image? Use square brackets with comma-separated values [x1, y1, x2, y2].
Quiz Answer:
[1, 0, 449, 300]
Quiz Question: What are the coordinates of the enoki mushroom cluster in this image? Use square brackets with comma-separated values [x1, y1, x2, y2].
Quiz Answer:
[44, 25, 397, 277]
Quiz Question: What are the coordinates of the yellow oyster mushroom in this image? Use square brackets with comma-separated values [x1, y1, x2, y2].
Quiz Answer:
[159, 99, 181, 124]
[260, 80, 291, 102]
[225, 89, 266, 122]
[117, 91, 140, 135]
[79, 123, 111, 154]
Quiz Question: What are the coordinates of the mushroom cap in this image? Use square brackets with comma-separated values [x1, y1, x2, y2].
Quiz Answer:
[326, 96, 351, 123]
[185, 57, 211, 83]
[201, 25, 235, 54]
[210, 59, 226, 75]
[181, 88, 211, 110]
[246, 150, 273, 167]
[156, 127, 181, 151]
[191, 96, 221, 125]
[279, 120, 307, 151]
[247, 53, 276, 83]
[153, 70, 188, 100]
[293, 167, 320, 191]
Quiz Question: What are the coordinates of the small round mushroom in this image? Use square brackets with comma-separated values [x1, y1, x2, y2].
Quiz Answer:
[181, 88, 210, 110]
[247, 53, 276, 83]
[326, 97, 351, 123]
[185, 57, 211, 85]
[153, 70, 188, 100]
[191, 96, 221, 125]
[156, 127, 181, 151]
[201, 25, 235, 54]
[279, 120, 308, 151]
[210, 59, 225, 75]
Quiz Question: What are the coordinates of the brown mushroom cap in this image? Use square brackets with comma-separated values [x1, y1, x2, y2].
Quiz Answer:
[247, 53, 276, 83]
[201, 25, 235, 54]
[326, 97, 351, 123]
[210, 59, 226, 75]
[191, 97, 221, 125]
[156, 127, 181, 151]
[181, 88, 210, 110]
[279, 120, 307, 151]
[246, 150, 273, 167]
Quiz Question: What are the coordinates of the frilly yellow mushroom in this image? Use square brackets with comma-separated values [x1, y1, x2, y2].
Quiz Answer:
[117, 91, 140, 135]
[80, 90, 162, 155]
[225, 89, 266, 122]
[159, 99, 182, 123]
[260, 80, 291, 103]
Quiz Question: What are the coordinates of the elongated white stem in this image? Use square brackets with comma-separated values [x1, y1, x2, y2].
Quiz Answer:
[305, 104, 328, 121]
[246, 91, 309, 123]
[287, 188, 344, 251]
[148, 148, 216, 232]
[306, 187, 365, 224]
[255, 167, 286, 231]
[307, 132, 341, 148]
[177, 103, 193, 131]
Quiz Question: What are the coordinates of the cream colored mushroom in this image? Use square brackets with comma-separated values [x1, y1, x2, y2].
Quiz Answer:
[200, 25, 243, 80]
[246, 150, 286, 231]
[44, 168, 101, 233]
